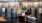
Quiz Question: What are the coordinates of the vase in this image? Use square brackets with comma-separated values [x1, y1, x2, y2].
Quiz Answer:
[22, 11, 26, 16]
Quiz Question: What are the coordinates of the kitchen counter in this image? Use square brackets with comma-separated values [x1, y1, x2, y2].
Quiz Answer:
[19, 14, 28, 22]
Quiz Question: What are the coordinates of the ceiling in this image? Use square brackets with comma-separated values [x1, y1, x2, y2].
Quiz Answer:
[0, 0, 24, 2]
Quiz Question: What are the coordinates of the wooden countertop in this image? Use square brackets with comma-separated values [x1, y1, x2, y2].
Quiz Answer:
[19, 15, 28, 21]
[0, 16, 7, 22]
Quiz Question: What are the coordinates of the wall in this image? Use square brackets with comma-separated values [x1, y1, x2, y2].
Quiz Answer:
[21, 2, 42, 20]
[0, 2, 42, 18]
[21, 2, 41, 8]
[0, 2, 20, 18]
[0, 0, 24, 2]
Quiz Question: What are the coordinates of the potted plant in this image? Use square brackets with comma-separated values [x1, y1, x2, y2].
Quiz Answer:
[21, 6, 28, 15]
[21, 6, 28, 12]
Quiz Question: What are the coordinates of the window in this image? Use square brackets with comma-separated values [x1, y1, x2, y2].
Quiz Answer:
[39, 8, 42, 13]
[2, 8, 5, 12]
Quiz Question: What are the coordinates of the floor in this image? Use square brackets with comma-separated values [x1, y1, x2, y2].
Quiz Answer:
[0, 17, 41, 23]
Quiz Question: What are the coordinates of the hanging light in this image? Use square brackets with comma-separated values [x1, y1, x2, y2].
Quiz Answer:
[6, 3, 9, 7]
[3, 3, 6, 7]
[34, 2, 39, 8]
[9, 2, 14, 7]
[0, 3, 2, 7]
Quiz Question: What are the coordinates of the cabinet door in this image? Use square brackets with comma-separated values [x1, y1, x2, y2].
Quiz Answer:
[40, 14, 42, 23]
[5, 8, 7, 18]
[0, 8, 1, 16]
[41, 14, 42, 20]
[34, 9, 37, 18]
[19, 16, 24, 22]
[2, 8, 5, 18]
